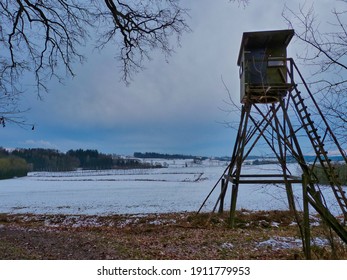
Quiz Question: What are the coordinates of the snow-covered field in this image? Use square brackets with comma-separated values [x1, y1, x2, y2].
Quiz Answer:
[0, 159, 343, 215]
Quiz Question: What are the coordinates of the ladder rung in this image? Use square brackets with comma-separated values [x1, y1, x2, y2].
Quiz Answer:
[292, 92, 301, 99]
[308, 128, 317, 134]
[302, 113, 311, 120]
[298, 106, 308, 113]
[302, 122, 311, 128]
[295, 99, 305, 106]
[318, 149, 328, 155]
[294, 96, 304, 103]
[315, 150, 325, 155]
[313, 143, 324, 148]
[314, 148, 324, 154]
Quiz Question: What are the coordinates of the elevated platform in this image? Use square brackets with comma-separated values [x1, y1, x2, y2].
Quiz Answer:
[225, 174, 302, 184]
[242, 83, 294, 103]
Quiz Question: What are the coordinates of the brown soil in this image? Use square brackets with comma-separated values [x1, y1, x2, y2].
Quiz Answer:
[0, 210, 346, 260]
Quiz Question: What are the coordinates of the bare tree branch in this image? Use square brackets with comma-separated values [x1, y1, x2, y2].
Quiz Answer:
[229, 0, 249, 8]
[283, 2, 347, 144]
[0, 0, 189, 125]
[95, 0, 190, 83]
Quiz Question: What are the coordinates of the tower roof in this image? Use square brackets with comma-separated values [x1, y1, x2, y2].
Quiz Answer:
[237, 29, 294, 65]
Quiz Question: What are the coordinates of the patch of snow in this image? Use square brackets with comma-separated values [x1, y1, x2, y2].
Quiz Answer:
[257, 237, 302, 250]
[118, 218, 139, 228]
[257, 236, 330, 250]
[311, 237, 330, 247]
[271, 222, 280, 228]
[310, 221, 320, 227]
[149, 219, 177, 225]
[220, 242, 234, 250]
[149, 220, 163, 226]
[240, 210, 253, 215]
[43, 216, 106, 228]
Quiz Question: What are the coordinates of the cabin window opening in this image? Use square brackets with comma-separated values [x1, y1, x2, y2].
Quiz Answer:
[268, 58, 285, 67]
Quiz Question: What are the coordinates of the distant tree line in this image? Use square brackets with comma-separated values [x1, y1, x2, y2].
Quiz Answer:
[0, 148, 29, 179]
[66, 149, 113, 170]
[0, 156, 29, 179]
[12, 148, 80, 172]
[134, 152, 208, 160]
[0, 148, 165, 178]
[112, 157, 162, 169]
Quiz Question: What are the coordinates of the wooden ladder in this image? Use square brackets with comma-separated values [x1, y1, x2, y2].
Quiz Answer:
[290, 86, 347, 222]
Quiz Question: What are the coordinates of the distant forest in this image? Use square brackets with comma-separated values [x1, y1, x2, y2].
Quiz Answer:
[0, 148, 162, 179]
[0, 148, 231, 180]
[134, 152, 208, 160]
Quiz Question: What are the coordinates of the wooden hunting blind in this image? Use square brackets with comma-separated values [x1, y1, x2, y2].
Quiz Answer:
[238, 29, 294, 103]
[200, 28, 347, 259]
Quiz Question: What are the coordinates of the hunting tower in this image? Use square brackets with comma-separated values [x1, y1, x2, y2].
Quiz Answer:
[199, 29, 347, 259]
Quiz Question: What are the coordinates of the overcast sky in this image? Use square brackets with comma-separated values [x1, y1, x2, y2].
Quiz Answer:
[0, 0, 336, 156]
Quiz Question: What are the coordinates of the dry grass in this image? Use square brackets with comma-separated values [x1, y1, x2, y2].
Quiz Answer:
[0, 210, 346, 260]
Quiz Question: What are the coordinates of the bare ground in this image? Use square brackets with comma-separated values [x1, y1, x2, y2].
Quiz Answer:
[0, 210, 346, 260]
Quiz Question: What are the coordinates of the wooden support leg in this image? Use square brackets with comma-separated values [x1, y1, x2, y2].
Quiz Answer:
[302, 174, 311, 259]
[218, 178, 226, 214]
[229, 184, 239, 228]
[285, 183, 296, 213]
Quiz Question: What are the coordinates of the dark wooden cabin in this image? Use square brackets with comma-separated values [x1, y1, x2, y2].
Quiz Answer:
[237, 29, 294, 103]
